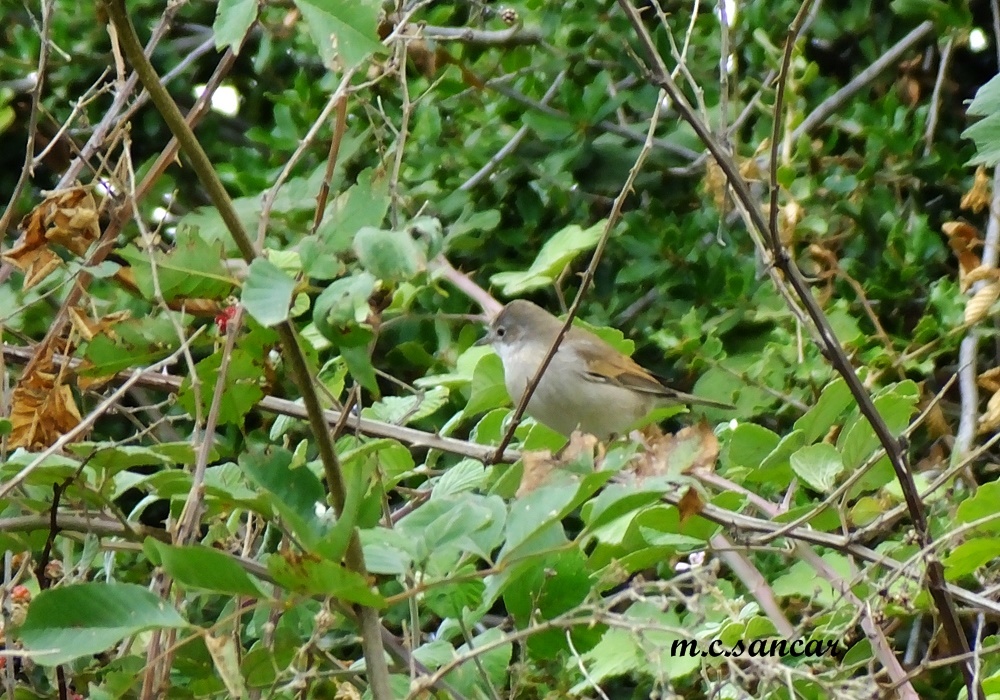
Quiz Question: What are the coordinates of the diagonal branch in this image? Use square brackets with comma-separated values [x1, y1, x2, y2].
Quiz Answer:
[99, 1, 392, 696]
[489, 89, 666, 461]
[1, 342, 519, 463]
[615, 0, 977, 694]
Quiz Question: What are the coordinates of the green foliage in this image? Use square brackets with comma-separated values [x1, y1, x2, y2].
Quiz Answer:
[19, 583, 190, 666]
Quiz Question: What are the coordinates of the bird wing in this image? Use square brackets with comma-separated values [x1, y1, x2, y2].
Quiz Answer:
[571, 328, 734, 409]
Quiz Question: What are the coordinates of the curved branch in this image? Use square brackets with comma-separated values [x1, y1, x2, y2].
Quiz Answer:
[614, 1, 976, 694]
[99, 1, 391, 694]
[1, 343, 520, 463]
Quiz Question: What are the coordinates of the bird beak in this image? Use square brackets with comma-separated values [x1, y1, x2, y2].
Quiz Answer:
[474, 329, 494, 347]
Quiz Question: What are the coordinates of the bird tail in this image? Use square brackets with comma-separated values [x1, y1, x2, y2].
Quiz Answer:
[665, 389, 734, 411]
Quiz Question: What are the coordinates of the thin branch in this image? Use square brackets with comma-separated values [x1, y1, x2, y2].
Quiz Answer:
[175, 307, 244, 544]
[709, 533, 795, 637]
[0, 335, 197, 500]
[100, 2, 392, 695]
[955, 19, 1000, 461]
[615, 1, 977, 693]
[406, 23, 542, 46]
[1, 342, 519, 462]
[790, 21, 935, 143]
[490, 89, 666, 461]
[923, 34, 955, 155]
[460, 71, 567, 191]
[487, 79, 700, 162]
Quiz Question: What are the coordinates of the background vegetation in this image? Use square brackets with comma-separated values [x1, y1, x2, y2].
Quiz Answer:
[2, 0, 1000, 697]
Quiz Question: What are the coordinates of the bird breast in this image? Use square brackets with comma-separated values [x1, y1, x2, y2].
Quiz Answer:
[496, 341, 652, 439]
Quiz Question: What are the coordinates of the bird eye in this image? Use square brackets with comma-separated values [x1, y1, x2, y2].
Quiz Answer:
[495, 326, 506, 338]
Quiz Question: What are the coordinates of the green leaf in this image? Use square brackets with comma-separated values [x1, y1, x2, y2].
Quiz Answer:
[726, 423, 780, 469]
[500, 472, 613, 562]
[144, 540, 267, 597]
[240, 447, 327, 553]
[943, 537, 1000, 580]
[465, 353, 510, 416]
[308, 168, 390, 272]
[267, 554, 384, 607]
[790, 442, 845, 493]
[490, 221, 606, 295]
[213, 0, 258, 52]
[360, 528, 414, 575]
[313, 272, 377, 341]
[177, 348, 266, 425]
[574, 628, 642, 688]
[890, 0, 966, 24]
[521, 110, 577, 141]
[242, 258, 297, 327]
[118, 230, 234, 302]
[19, 583, 188, 666]
[746, 429, 804, 484]
[353, 226, 426, 282]
[956, 481, 1000, 533]
[838, 381, 918, 469]
[447, 628, 512, 696]
[293, 0, 385, 69]
[423, 575, 485, 619]
[81, 332, 173, 377]
[432, 459, 487, 498]
[794, 379, 852, 444]
[396, 496, 498, 561]
[849, 496, 883, 527]
[340, 344, 379, 393]
[1, 450, 81, 485]
[582, 484, 667, 536]
[362, 386, 450, 425]
[773, 552, 851, 606]
[968, 74, 1000, 117]
[964, 114, 1000, 167]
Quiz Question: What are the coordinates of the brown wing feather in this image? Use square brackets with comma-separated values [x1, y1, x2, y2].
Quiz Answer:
[570, 326, 734, 409]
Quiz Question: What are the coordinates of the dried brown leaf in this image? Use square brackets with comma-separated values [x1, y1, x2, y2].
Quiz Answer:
[979, 367, 1000, 394]
[921, 397, 952, 439]
[630, 420, 720, 479]
[517, 449, 558, 497]
[964, 282, 1000, 325]
[9, 351, 83, 449]
[677, 487, 704, 525]
[961, 264, 1000, 293]
[943, 221, 983, 278]
[961, 166, 992, 214]
[979, 390, 1000, 434]
[2, 187, 103, 290]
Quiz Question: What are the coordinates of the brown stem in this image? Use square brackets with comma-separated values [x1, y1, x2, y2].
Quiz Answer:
[99, 1, 392, 695]
[615, 1, 977, 694]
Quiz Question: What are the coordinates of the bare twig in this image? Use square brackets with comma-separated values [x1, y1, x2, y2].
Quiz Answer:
[923, 34, 955, 155]
[175, 307, 244, 544]
[790, 21, 935, 143]
[405, 23, 542, 46]
[615, 1, 977, 693]
[487, 79, 700, 162]
[460, 72, 567, 191]
[0, 0, 53, 237]
[709, 533, 795, 637]
[0, 336, 197, 500]
[101, 2, 392, 694]
[2, 342, 518, 462]
[490, 89, 666, 461]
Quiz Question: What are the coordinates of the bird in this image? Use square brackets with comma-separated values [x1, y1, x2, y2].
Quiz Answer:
[475, 299, 732, 440]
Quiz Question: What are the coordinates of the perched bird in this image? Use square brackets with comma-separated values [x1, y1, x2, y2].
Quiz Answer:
[475, 300, 732, 440]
